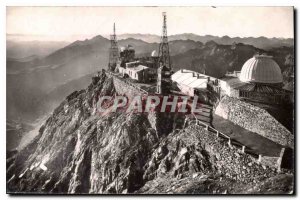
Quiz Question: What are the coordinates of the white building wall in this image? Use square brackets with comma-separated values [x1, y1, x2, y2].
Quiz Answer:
[118, 66, 126, 76]
[219, 80, 231, 96]
[127, 69, 138, 81]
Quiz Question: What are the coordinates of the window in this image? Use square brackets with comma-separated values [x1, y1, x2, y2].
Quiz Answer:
[239, 90, 249, 98]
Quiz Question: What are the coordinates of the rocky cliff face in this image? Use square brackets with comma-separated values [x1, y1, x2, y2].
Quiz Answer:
[7, 72, 293, 194]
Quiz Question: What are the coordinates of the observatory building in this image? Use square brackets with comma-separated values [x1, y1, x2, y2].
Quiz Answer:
[216, 55, 290, 104]
[172, 55, 292, 104]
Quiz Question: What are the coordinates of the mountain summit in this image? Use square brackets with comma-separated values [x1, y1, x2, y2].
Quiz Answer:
[7, 72, 293, 194]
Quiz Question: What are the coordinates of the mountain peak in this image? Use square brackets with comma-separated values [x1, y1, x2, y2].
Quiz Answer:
[222, 35, 230, 39]
[205, 40, 218, 47]
[66, 35, 109, 47]
[91, 35, 107, 41]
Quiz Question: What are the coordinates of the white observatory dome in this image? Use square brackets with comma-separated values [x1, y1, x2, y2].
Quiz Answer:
[151, 50, 158, 57]
[239, 55, 283, 84]
[120, 46, 125, 52]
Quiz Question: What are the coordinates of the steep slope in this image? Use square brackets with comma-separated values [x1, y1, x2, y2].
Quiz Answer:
[7, 35, 110, 122]
[7, 72, 293, 194]
[7, 72, 166, 193]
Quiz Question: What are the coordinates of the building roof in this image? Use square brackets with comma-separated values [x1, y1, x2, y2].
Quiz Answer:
[151, 50, 158, 57]
[221, 76, 246, 89]
[221, 76, 290, 94]
[126, 61, 140, 65]
[236, 84, 290, 94]
[127, 65, 149, 72]
[239, 55, 283, 84]
[171, 69, 211, 89]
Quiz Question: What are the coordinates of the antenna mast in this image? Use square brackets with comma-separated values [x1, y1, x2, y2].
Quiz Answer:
[156, 12, 172, 94]
[158, 12, 171, 69]
[108, 23, 119, 71]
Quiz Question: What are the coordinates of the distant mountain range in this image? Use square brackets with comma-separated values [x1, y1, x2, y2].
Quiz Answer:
[7, 33, 293, 59]
[117, 33, 293, 50]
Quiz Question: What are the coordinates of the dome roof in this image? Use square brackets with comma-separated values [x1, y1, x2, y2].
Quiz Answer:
[151, 50, 158, 57]
[239, 55, 283, 84]
[120, 46, 125, 52]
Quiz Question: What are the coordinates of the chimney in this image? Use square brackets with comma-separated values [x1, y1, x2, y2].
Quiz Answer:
[197, 74, 200, 79]
[181, 69, 183, 73]
[207, 77, 210, 82]
[193, 72, 196, 77]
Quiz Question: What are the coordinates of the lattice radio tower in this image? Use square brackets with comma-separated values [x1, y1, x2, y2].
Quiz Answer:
[158, 12, 171, 69]
[108, 23, 119, 71]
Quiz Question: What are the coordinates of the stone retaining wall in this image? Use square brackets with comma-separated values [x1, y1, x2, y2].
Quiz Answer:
[186, 125, 277, 183]
[109, 75, 144, 99]
[215, 96, 293, 148]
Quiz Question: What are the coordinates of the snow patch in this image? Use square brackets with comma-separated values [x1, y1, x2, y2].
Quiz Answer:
[179, 147, 188, 156]
[40, 163, 48, 171]
[38, 154, 50, 171]
[74, 131, 82, 155]
[7, 174, 15, 183]
[19, 168, 28, 178]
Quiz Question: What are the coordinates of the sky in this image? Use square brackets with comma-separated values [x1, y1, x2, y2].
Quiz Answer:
[6, 6, 294, 41]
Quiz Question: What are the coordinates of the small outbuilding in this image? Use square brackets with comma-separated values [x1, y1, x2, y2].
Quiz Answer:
[126, 65, 150, 83]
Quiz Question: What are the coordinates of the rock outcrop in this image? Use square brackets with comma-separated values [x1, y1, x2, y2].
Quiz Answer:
[7, 72, 293, 194]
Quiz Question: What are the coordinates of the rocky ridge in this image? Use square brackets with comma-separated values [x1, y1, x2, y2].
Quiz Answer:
[7, 72, 293, 194]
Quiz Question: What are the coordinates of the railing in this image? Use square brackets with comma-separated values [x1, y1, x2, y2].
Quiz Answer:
[187, 113, 259, 158]
[188, 115, 290, 170]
